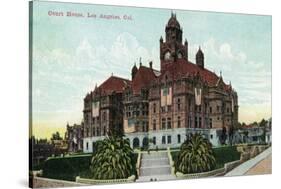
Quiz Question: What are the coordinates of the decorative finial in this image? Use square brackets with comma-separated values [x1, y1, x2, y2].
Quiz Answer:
[139, 57, 142, 66]
[220, 70, 222, 77]
[111, 72, 113, 76]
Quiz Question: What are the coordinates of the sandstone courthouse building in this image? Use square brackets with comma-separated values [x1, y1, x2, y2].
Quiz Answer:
[67, 13, 239, 153]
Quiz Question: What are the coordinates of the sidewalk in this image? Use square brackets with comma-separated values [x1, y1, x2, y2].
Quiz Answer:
[245, 154, 272, 175]
[225, 147, 271, 176]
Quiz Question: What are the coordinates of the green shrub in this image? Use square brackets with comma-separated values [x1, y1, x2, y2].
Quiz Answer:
[90, 136, 135, 179]
[172, 145, 241, 171]
[175, 134, 216, 174]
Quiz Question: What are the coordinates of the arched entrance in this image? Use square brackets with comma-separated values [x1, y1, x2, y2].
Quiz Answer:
[142, 137, 149, 149]
[133, 137, 140, 148]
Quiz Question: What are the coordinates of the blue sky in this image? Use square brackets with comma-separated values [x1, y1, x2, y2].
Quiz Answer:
[31, 1, 271, 139]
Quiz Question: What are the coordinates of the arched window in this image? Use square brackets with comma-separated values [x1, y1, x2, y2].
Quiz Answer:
[153, 137, 156, 145]
[133, 138, 140, 148]
[164, 51, 171, 60]
[142, 137, 149, 148]
[177, 52, 183, 59]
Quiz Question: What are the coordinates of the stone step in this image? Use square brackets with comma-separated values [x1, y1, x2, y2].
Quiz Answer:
[140, 165, 171, 176]
[136, 174, 177, 182]
[142, 152, 168, 159]
[141, 158, 169, 167]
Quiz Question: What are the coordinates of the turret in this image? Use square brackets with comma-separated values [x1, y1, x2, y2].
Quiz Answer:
[131, 63, 138, 80]
[196, 46, 204, 69]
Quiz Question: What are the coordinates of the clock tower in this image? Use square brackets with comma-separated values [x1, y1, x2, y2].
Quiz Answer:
[160, 12, 188, 71]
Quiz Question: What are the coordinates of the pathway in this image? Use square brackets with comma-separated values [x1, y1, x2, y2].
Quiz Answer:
[136, 151, 176, 182]
[245, 154, 272, 175]
[225, 147, 272, 176]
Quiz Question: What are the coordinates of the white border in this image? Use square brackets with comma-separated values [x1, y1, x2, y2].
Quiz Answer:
[0, 0, 280, 189]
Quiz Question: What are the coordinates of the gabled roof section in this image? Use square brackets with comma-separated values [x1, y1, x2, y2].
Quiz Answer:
[97, 75, 131, 95]
[132, 65, 157, 94]
[160, 59, 230, 91]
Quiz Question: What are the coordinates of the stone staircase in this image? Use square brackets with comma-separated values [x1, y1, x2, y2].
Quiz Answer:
[136, 151, 176, 182]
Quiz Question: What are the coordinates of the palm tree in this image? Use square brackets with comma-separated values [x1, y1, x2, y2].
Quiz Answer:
[90, 136, 134, 179]
[175, 133, 216, 174]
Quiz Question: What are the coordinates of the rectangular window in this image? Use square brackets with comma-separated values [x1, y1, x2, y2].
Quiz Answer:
[178, 103, 181, 111]
[188, 99, 191, 111]
[86, 128, 89, 137]
[86, 142, 89, 150]
[162, 136, 166, 144]
[162, 118, 166, 129]
[210, 107, 212, 113]
[167, 118, 172, 129]
[210, 118, 212, 128]
[167, 105, 171, 112]
[199, 117, 202, 128]
[177, 116, 181, 128]
[153, 103, 156, 113]
[195, 117, 198, 128]
[103, 126, 106, 135]
[153, 137, 156, 145]
[153, 120, 156, 130]
[188, 116, 192, 128]
[177, 134, 181, 143]
[167, 136, 171, 144]
[142, 122, 145, 132]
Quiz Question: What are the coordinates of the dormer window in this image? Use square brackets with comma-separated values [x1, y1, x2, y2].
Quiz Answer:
[164, 51, 171, 60]
[177, 52, 183, 59]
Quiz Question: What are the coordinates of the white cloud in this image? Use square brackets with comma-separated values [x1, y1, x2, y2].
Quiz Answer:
[219, 43, 234, 60]
[194, 38, 271, 110]
[33, 32, 159, 125]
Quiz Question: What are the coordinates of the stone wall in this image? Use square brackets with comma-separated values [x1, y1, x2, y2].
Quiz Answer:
[32, 176, 86, 188]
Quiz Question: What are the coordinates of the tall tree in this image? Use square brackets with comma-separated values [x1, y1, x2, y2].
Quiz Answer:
[51, 131, 62, 141]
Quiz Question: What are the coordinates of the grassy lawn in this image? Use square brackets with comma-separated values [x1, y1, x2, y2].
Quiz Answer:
[213, 146, 241, 168]
[40, 153, 138, 181]
[171, 145, 241, 171]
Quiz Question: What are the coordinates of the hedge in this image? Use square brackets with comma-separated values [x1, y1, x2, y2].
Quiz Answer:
[42, 154, 92, 181]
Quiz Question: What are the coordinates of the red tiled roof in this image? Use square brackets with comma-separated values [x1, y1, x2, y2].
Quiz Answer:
[97, 76, 131, 95]
[160, 59, 229, 89]
[132, 65, 157, 94]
